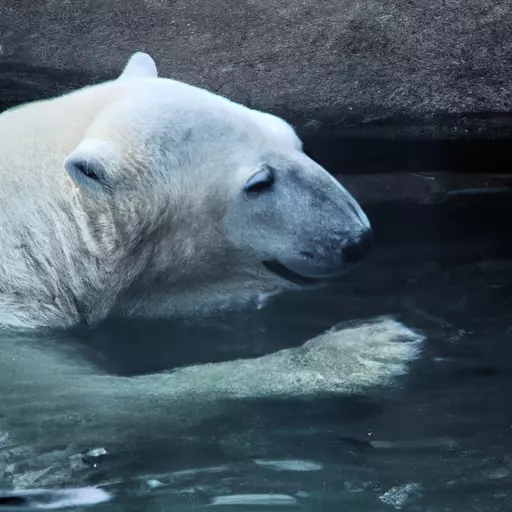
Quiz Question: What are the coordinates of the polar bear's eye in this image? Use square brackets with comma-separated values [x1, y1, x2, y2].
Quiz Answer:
[78, 162, 100, 181]
[67, 158, 101, 182]
[244, 168, 275, 196]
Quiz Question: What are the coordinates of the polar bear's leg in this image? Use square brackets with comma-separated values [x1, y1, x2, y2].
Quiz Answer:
[3, 316, 423, 422]
[1, 316, 423, 489]
[133, 316, 423, 399]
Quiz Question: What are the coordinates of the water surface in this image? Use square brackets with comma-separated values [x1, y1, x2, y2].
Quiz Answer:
[1, 198, 512, 512]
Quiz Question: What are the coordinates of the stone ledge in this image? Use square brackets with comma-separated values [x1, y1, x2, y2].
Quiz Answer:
[0, 0, 511, 140]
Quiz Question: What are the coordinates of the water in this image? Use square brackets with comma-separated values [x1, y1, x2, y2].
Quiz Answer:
[1, 198, 512, 511]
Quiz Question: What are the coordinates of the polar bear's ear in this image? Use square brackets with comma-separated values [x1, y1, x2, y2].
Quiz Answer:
[118, 52, 158, 82]
[64, 139, 117, 195]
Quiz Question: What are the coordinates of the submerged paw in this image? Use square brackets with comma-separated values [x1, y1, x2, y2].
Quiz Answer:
[294, 316, 425, 391]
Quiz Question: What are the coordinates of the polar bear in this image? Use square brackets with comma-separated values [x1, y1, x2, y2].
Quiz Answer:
[0, 53, 423, 499]
[0, 52, 372, 330]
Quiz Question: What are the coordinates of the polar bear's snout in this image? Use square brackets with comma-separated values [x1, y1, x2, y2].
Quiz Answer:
[341, 228, 373, 264]
[268, 224, 373, 284]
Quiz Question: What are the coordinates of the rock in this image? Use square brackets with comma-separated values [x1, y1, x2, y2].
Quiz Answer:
[0, 0, 511, 140]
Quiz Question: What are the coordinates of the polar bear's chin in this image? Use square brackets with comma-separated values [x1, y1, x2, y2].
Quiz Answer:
[262, 260, 349, 287]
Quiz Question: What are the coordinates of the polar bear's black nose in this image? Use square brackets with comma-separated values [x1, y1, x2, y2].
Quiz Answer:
[342, 229, 373, 263]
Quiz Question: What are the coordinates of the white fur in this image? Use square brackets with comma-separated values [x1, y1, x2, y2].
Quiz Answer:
[0, 53, 417, 496]
[0, 51, 370, 329]
[117, 51, 158, 81]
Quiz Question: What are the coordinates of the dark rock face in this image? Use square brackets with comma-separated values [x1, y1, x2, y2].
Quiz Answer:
[0, 0, 511, 139]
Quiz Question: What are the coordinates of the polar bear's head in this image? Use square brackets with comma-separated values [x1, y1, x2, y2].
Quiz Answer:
[64, 53, 372, 315]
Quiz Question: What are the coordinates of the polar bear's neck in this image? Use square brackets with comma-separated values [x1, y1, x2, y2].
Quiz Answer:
[0, 83, 146, 328]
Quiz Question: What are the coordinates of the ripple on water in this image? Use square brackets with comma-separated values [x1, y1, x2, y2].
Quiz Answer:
[210, 494, 298, 506]
[254, 459, 323, 472]
[0, 487, 111, 510]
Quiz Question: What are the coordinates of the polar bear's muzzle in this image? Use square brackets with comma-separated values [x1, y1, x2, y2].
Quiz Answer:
[262, 227, 373, 286]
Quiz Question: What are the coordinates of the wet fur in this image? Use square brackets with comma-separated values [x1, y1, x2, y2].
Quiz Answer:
[0, 54, 421, 495]
[0, 316, 422, 490]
